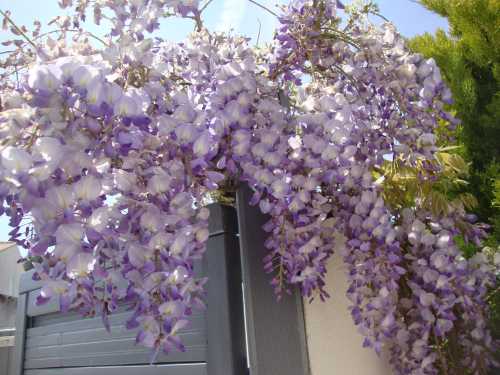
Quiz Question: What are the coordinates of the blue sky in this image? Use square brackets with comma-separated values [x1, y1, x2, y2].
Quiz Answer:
[0, 0, 447, 45]
[0, 0, 448, 242]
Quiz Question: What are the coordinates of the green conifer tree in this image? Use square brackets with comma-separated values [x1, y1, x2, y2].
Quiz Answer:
[409, 0, 500, 245]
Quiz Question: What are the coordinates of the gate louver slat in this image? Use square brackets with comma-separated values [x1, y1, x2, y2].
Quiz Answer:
[24, 363, 207, 375]
[22, 279, 208, 370]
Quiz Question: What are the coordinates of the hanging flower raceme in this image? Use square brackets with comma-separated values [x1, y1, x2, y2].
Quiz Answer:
[0, 0, 497, 373]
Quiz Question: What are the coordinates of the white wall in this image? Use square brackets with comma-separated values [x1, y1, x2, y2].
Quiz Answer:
[0, 297, 17, 330]
[0, 346, 16, 375]
[303, 251, 392, 375]
[0, 242, 23, 297]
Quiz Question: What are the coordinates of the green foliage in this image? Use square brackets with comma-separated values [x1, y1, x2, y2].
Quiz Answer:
[409, 0, 500, 244]
[493, 168, 500, 209]
[379, 149, 476, 219]
[454, 235, 479, 259]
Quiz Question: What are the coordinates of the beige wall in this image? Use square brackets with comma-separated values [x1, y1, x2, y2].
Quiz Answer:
[303, 250, 392, 375]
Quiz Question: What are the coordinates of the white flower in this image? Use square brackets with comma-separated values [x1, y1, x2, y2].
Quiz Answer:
[397, 63, 417, 80]
[159, 301, 184, 318]
[418, 133, 436, 147]
[157, 115, 177, 136]
[421, 354, 436, 369]
[361, 190, 376, 206]
[171, 319, 189, 335]
[302, 95, 317, 111]
[289, 198, 304, 213]
[60, 151, 92, 178]
[1, 146, 32, 174]
[373, 225, 385, 239]
[342, 145, 357, 159]
[288, 135, 302, 150]
[234, 141, 250, 156]
[130, 19, 146, 34]
[471, 328, 484, 341]
[40, 280, 68, 298]
[175, 124, 197, 144]
[193, 132, 211, 156]
[420, 308, 435, 323]
[321, 145, 337, 160]
[250, 143, 267, 159]
[381, 313, 395, 329]
[114, 170, 137, 192]
[195, 228, 209, 243]
[128, 244, 150, 268]
[180, 0, 199, 8]
[54, 243, 80, 262]
[28, 65, 61, 91]
[168, 266, 188, 284]
[31, 198, 59, 224]
[139, 316, 161, 348]
[171, 236, 187, 255]
[149, 232, 172, 249]
[299, 236, 322, 255]
[408, 231, 420, 245]
[436, 275, 448, 289]
[173, 105, 196, 123]
[104, 82, 123, 105]
[114, 94, 138, 117]
[436, 233, 451, 248]
[0, 90, 23, 109]
[148, 172, 171, 195]
[75, 175, 102, 201]
[417, 58, 435, 79]
[140, 208, 163, 232]
[437, 319, 453, 335]
[396, 329, 410, 345]
[56, 223, 85, 245]
[46, 185, 75, 210]
[385, 230, 396, 245]
[54, 56, 82, 78]
[431, 252, 448, 270]
[421, 232, 436, 246]
[72, 65, 100, 89]
[0, 109, 33, 140]
[271, 179, 289, 199]
[423, 269, 439, 283]
[411, 220, 426, 233]
[171, 192, 195, 217]
[88, 207, 113, 232]
[197, 207, 210, 221]
[86, 80, 106, 105]
[33, 137, 63, 164]
[67, 253, 96, 279]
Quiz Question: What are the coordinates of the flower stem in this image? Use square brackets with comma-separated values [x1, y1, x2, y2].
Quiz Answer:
[200, 0, 215, 14]
[247, 0, 279, 18]
[0, 9, 38, 50]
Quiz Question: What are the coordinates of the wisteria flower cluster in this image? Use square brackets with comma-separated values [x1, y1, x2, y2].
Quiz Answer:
[0, 0, 497, 373]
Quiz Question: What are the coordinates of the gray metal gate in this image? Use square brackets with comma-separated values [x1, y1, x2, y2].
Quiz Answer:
[13, 187, 310, 375]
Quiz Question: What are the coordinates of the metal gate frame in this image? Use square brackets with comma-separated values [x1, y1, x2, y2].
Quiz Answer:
[14, 186, 310, 375]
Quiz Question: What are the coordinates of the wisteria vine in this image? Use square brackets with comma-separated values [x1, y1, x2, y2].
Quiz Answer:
[0, 0, 497, 373]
